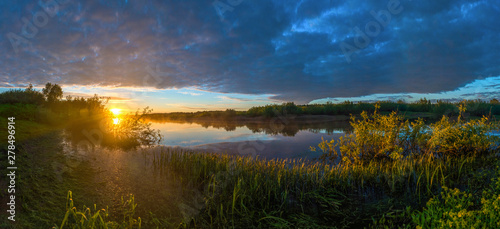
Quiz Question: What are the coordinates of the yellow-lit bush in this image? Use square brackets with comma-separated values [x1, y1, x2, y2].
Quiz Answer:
[316, 102, 499, 164]
[427, 111, 499, 157]
[316, 104, 430, 164]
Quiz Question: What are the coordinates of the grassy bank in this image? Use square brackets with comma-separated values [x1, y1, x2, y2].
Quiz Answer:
[142, 149, 499, 228]
[0, 132, 85, 228]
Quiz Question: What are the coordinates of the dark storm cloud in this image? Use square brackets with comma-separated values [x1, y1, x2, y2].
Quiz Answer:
[1, 0, 499, 103]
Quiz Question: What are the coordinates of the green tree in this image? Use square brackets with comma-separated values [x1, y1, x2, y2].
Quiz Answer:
[42, 82, 63, 103]
[25, 83, 34, 92]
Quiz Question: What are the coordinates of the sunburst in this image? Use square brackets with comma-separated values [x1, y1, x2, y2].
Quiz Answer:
[110, 108, 122, 116]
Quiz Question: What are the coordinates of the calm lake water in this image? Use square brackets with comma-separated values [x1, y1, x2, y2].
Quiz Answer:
[59, 119, 352, 220]
[149, 120, 351, 160]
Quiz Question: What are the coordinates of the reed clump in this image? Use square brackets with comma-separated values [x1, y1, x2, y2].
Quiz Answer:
[55, 191, 141, 229]
[144, 146, 497, 227]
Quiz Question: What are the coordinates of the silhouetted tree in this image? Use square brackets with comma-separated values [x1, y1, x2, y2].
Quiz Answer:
[42, 82, 63, 103]
[25, 83, 34, 92]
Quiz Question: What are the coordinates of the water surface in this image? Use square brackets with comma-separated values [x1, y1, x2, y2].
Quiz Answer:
[150, 120, 350, 160]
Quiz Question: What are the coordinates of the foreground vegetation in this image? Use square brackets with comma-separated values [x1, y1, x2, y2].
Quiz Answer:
[58, 103, 500, 228]
[0, 84, 160, 228]
[2, 84, 500, 228]
[136, 104, 499, 228]
[55, 191, 142, 229]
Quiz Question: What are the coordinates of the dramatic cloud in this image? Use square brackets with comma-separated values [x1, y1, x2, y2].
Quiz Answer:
[1, 0, 499, 103]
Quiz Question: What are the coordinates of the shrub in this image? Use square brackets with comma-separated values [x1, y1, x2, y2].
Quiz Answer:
[427, 104, 500, 157]
[432, 101, 458, 118]
[316, 103, 500, 164]
[65, 105, 161, 149]
[107, 107, 162, 148]
[408, 98, 433, 112]
[413, 164, 500, 229]
[315, 104, 429, 164]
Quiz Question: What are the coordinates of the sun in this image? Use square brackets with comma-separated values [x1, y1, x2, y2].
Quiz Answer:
[110, 108, 122, 116]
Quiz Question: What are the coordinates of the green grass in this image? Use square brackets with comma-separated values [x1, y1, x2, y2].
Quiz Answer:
[54, 191, 141, 229]
[3, 129, 499, 228]
[144, 148, 499, 228]
[0, 132, 77, 228]
[0, 118, 59, 143]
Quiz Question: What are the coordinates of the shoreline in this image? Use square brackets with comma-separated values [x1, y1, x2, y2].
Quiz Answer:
[146, 114, 352, 124]
[145, 111, 442, 125]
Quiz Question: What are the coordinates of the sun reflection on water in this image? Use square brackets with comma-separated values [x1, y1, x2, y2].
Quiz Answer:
[110, 108, 122, 125]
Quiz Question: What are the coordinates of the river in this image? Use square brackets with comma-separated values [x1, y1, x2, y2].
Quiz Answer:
[149, 119, 351, 160]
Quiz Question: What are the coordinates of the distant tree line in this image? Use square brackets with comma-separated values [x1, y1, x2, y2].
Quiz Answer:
[247, 99, 500, 118]
[147, 109, 246, 121]
[148, 99, 500, 120]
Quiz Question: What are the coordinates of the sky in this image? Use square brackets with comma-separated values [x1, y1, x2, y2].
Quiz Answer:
[1, 0, 499, 112]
